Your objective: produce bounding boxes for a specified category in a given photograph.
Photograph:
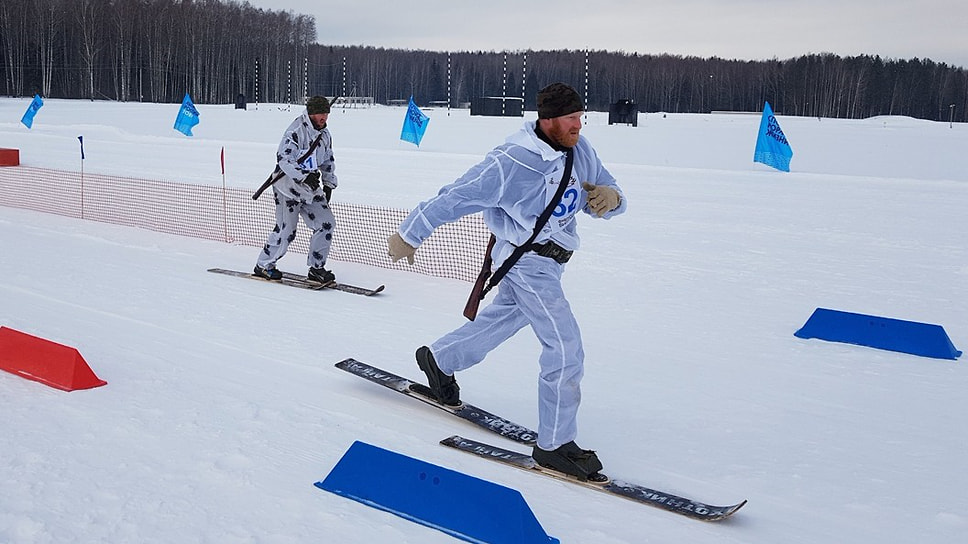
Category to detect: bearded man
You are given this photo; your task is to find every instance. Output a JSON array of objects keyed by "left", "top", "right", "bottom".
[{"left": 388, "top": 82, "right": 627, "bottom": 481}]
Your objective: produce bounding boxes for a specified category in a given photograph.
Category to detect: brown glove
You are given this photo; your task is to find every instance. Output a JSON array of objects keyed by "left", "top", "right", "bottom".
[
  {"left": 387, "top": 232, "right": 417, "bottom": 265},
  {"left": 582, "top": 182, "right": 620, "bottom": 217}
]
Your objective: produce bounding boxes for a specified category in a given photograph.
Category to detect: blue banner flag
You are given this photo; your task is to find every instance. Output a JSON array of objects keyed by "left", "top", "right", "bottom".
[
  {"left": 21, "top": 94, "right": 44, "bottom": 129},
  {"left": 400, "top": 96, "right": 429, "bottom": 147},
  {"left": 173, "top": 93, "right": 200, "bottom": 136},
  {"left": 753, "top": 101, "right": 793, "bottom": 172},
  {"left": 78, "top": 136, "right": 85, "bottom": 160}
]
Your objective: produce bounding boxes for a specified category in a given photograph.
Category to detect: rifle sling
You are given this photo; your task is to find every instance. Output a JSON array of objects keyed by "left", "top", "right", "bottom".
[
  {"left": 251, "top": 131, "right": 325, "bottom": 200},
  {"left": 480, "top": 147, "right": 574, "bottom": 298}
]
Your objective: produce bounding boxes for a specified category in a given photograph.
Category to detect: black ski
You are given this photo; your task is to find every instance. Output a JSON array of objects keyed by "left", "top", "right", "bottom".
[
  {"left": 335, "top": 358, "right": 538, "bottom": 445},
  {"left": 207, "top": 268, "right": 384, "bottom": 296},
  {"left": 440, "top": 435, "right": 747, "bottom": 522}
]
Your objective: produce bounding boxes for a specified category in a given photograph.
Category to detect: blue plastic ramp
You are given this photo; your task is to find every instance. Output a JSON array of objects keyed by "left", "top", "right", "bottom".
[
  {"left": 316, "top": 440, "right": 559, "bottom": 544},
  {"left": 794, "top": 308, "right": 961, "bottom": 360}
]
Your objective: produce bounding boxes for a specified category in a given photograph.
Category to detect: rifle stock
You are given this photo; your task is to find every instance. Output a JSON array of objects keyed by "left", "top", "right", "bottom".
[{"left": 462, "top": 234, "right": 495, "bottom": 321}]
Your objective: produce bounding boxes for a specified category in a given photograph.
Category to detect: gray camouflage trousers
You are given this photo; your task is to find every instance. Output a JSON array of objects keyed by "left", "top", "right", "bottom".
[{"left": 256, "top": 186, "right": 335, "bottom": 270}]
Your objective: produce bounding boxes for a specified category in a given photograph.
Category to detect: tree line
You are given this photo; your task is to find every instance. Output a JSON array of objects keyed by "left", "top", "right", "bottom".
[{"left": 1, "top": 0, "right": 965, "bottom": 122}]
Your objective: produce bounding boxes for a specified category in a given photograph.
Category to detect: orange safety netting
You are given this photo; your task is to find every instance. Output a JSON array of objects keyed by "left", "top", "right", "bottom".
[{"left": 0, "top": 166, "right": 489, "bottom": 282}]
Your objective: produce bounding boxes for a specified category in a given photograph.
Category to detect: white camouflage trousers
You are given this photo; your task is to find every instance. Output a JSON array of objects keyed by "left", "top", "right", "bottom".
[{"left": 431, "top": 253, "right": 584, "bottom": 451}]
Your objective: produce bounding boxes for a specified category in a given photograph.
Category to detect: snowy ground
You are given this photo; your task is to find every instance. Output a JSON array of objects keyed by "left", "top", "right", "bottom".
[{"left": 1, "top": 98, "right": 966, "bottom": 543}]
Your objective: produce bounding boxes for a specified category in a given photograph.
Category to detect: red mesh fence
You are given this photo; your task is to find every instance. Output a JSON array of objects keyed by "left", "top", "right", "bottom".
[{"left": 0, "top": 165, "right": 489, "bottom": 282}]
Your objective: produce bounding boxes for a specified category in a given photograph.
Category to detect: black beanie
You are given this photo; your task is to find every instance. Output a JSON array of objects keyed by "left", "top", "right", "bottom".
[
  {"left": 537, "top": 83, "right": 583, "bottom": 119},
  {"left": 306, "top": 96, "right": 331, "bottom": 114}
]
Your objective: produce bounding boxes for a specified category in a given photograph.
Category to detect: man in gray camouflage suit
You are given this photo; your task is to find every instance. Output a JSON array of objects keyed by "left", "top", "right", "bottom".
[{"left": 254, "top": 96, "right": 338, "bottom": 284}]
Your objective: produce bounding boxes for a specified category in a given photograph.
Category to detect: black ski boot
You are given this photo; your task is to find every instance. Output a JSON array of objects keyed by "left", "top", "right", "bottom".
[
  {"left": 253, "top": 265, "right": 282, "bottom": 280},
  {"left": 307, "top": 266, "right": 335, "bottom": 284},
  {"left": 532, "top": 441, "right": 605, "bottom": 482},
  {"left": 415, "top": 346, "right": 460, "bottom": 406}
]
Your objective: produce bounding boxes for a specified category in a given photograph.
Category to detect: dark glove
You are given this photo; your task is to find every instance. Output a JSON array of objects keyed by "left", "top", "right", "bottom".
[
  {"left": 302, "top": 171, "right": 321, "bottom": 191},
  {"left": 323, "top": 185, "right": 332, "bottom": 202}
]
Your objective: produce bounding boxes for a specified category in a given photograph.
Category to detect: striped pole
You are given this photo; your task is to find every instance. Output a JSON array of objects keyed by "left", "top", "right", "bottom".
[
  {"left": 522, "top": 52, "right": 527, "bottom": 113},
  {"left": 584, "top": 49, "right": 589, "bottom": 120},
  {"left": 502, "top": 52, "right": 507, "bottom": 116}
]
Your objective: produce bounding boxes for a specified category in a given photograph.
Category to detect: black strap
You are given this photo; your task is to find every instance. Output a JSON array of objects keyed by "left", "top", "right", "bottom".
[
  {"left": 480, "top": 147, "right": 574, "bottom": 298},
  {"left": 251, "top": 131, "right": 325, "bottom": 200}
]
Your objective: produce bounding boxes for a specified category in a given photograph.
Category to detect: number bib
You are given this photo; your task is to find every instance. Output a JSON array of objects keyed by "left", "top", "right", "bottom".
[
  {"left": 298, "top": 154, "right": 317, "bottom": 171},
  {"left": 542, "top": 167, "right": 580, "bottom": 237}
]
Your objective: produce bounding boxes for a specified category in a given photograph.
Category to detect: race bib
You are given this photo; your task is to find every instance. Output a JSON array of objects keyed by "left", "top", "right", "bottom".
[
  {"left": 542, "top": 166, "right": 580, "bottom": 236},
  {"left": 298, "top": 154, "right": 317, "bottom": 171}
]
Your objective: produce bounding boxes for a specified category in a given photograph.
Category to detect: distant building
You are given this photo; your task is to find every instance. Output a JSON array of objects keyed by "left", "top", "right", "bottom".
[
  {"left": 608, "top": 99, "right": 637, "bottom": 126},
  {"left": 470, "top": 96, "right": 523, "bottom": 117}
]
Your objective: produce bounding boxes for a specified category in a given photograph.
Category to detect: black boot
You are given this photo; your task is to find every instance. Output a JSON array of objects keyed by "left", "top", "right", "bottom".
[
  {"left": 415, "top": 346, "right": 460, "bottom": 406},
  {"left": 307, "top": 266, "right": 335, "bottom": 284},
  {"left": 532, "top": 441, "right": 604, "bottom": 481},
  {"left": 253, "top": 265, "right": 282, "bottom": 280}
]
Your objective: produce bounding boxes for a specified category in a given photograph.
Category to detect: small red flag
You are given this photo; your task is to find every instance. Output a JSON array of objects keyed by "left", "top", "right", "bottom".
[{"left": 220, "top": 147, "right": 225, "bottom": 175}]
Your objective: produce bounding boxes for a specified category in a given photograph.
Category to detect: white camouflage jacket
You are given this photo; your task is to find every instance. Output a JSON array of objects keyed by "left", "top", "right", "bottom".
[{"left": 399, "top": 121, "right": 626, "bottom": 268}]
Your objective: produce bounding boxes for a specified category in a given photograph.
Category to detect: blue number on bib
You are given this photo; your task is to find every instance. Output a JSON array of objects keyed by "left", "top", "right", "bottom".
[
  {"left": 554, "top": 187, "right": 579, "bottom": 217},
  {"left": 299, "top": 156, "right": 317, "bottom": 170}
]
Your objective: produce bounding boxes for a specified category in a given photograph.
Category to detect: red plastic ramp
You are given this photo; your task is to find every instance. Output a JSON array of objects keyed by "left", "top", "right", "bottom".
[
  {"left": 0, "top": 148, "right": 19, "bottom": 166},
  {"left": 0, "top": 327, "right": 107, "bottom": 391}
]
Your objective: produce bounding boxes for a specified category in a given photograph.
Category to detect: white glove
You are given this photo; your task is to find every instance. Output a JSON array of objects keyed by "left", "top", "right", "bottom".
[
  {"left": 387, "top": 233, "right": 417, "bottom": 265},
  {"left": 582, "top": 182, "right": 621, "bottom": 217}
]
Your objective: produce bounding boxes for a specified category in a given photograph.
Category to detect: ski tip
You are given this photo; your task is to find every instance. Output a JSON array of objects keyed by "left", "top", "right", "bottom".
[
  {"left": 334, "top": 358, "right": 362, "bottom": 370},
  {"left": 730, "top": 499, "right": 748, "bottom": 515},
  {"left": 439, "top": 434, "right": 462, "bottom": 446},
  {"left": 702, "top": 499, "right": 747, "bottom": 521}
]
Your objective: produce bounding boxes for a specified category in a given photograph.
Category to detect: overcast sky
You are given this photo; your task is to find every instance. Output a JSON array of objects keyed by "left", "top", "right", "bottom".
[{"left": 243, "top": 0, "right": 968, "bottom": 68}]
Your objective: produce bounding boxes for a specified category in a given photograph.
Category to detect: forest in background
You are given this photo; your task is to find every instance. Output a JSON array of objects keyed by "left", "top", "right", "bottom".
[{"left": 1, "top": 0, "right": 965, "bottom": 122}]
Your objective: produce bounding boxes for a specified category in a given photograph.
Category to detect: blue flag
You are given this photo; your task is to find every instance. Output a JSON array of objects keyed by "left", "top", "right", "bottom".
[
  {"left": 173, "top": 93, "right": 200, "bottom": 136},
  {"left": 21, "top": 94, "right": 44, "bottom": 129},
  {"left": 78, "top": 136, "right": 85, "bottom": 160},
  {"left": 753, "top": 101, "right": 793, "bottom": 172},
  {"left": 400, "top": 96, "right": 429, "bottom": 147}
]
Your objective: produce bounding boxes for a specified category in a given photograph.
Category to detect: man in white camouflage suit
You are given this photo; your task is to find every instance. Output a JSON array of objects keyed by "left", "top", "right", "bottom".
[{"left": 388, "top": 83, "right": 627, "bottom": 481}]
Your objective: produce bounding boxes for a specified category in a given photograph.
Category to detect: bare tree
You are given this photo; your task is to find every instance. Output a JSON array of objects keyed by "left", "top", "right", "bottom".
[
  {"left": 0, "top": 0, "right": 29, "bottom": 95},
  {"left": 72, "top": 0, "right": 104, "bottom": 99},
  {"left": 31, "top": 0, "right": 63, "bottom": 97}
]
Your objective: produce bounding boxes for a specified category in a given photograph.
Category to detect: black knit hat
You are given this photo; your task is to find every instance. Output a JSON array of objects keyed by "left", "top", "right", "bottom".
[
  {"left": 537, "top": 83, "right": 583, "bottom": 119},
  {"left": 306, "top": 96, "right": 331, "bottom": 115}
]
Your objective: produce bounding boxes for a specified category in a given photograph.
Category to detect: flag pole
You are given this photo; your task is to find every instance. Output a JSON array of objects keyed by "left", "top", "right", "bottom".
[
  {"left": 78, "top": 136, "right": 85, "bottom": 220},
  {"left": 221, "top": 146, "right": 229, "bottom": 243}
]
